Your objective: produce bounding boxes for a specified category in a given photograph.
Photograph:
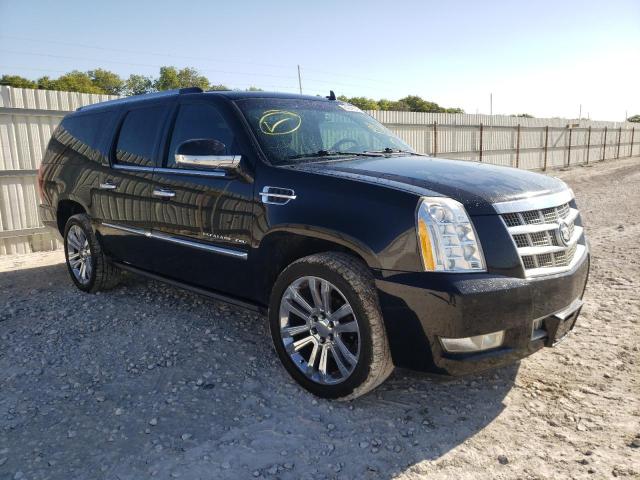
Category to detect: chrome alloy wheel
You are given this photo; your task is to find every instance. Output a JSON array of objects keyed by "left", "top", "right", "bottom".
[
  {"left": 66, "top": 224, "right": 92, "bottom": 285},
  {"left": 279, "top": 276, "right": 360, "bottom": 385}
]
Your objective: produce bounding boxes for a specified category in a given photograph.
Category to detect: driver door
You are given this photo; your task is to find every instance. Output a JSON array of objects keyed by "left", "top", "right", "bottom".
[{"left": 150, "top": 98, "right": 256, "bottom": 296}]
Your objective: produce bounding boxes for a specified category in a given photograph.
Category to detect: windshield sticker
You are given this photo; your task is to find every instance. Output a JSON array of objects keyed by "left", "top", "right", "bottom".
[
  {"left": 337, "top": 102, "right": 362, "bottom": 113},
  {"left": 259, "top": 110, "right": 302, "bottom": 135}
]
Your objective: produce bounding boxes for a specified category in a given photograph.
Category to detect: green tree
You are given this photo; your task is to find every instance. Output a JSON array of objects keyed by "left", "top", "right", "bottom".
[
  {"left": 399, "top": 95, "right": 443, "bottom": 113},
  {"left": 155, "top": 66, "right": 210, "bottom": 91},
  {"left": 124, "top": 74, "right": 154, "bottom": 96},
  {"left": 176, "top": 67, "right": 209, "bottom": 90},
  {"left": 53, "top": 71, "right": 105, "bottom": 94},
  {"left": 511, "top": 113, "right": 534, "bottom": 118},
  {"left": 36, "top": 76, "right": 57, "bottom": 90},
  {"left": 154, "top": 66, "right": 180, "bottom": 91},
  {"left": 627, "top": 114, "right": 640, "bottom": 123},
  {"left": 246, "top": 86, "right": 263, "bottom": 91},
  {"left": 88, "top": 69, "right": 124, "bottom": 95},
  {"left": 445, "top": 107, "right": 465, "bottom": 114},
  {"left": 0, "top": 74, "right": 37, "bottom": 89},
  {"left": 378, "top": 99, "right": 410, "bottom": 111},
  {"left": 344, "top": 96, "right": 379, "bottom": 110}
]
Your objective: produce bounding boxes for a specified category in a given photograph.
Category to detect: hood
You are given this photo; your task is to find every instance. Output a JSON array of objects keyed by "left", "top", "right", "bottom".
[{"left": 290, "top": 155, "right": 568, "bottom": 215}]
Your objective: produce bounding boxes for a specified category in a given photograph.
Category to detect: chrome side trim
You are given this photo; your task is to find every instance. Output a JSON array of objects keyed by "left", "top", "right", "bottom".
[
  {"left": 112, "top": 164, "right": 154, "bottom": 173},
  {"left": 154, "top": 167, "right": 227, "bottom": 178},
  {"left": 111, "top": 164, "right": 228, "bottom": 178},
  {"left": 493, "top": 189, "right": 574, "bottom": 214},
  {"left": 151, "top": 231, "right": 247, "bottom": 259},
  {"left": 100, "top": 222, "right": 247, "bottom": 260},
  {"left": 102, "top": 222, "right": 149, "bottom": 236}
]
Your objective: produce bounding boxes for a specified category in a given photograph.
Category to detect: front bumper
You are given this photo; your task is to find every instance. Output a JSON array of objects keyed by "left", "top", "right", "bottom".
[{"left": 374, "top": 249, "right": 590, "bottom": 375}]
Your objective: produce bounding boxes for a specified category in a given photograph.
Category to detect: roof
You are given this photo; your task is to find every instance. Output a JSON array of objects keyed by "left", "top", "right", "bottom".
[
  {"left": 76, "top": 88, "right": 332, "bottom": 113},
  {"left": 208, "top": 91, "right": 331, "bottom": 102}
]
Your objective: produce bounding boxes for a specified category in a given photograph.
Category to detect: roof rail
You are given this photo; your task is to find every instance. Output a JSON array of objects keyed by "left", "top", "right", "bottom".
[{"left": 76, "top": 87, "right": 204, "bottom": 111}]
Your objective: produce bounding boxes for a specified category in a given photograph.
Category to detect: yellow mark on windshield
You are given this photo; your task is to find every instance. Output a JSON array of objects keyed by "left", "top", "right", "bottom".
[{"left": 259, "top": 110, "right": 302, "bottom": 135}]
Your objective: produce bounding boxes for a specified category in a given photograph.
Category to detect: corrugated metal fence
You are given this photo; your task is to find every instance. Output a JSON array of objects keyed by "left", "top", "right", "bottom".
[
  {"left": 0, "top": 86, "right": 117, "bottom": 255},
  {"left": 0, "top": 86, "right": 637, "bottom": 255},
  {"left": 367, "top": 110, "right": 638, "bottom": 170}
]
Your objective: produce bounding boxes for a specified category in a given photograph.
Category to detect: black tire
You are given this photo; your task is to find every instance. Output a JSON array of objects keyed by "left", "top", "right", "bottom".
[
  {"left": 269, "top": 252, "right": 393, "bottom": 400},
  {"left": 63, "top": 213, "right": 122, "bottom": 293}
]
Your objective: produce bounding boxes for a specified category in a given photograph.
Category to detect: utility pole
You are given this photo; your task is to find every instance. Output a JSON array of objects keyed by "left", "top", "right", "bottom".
[
  {"left": 490, "top": 93, "right": 493, "bottom": 116},
  {"left": 297, "top": 65, "right": 303, "bottom": 95},
  {"left": 579, "top": 104, "right": 582, "bottom": 120}
]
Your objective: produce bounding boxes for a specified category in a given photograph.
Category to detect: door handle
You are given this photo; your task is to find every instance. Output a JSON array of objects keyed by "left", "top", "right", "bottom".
[
  {"left": 99, "top": 181, "right": 118, "bottom": 190},
  {"left": 153, "top": 188, "right": 176, "bottom": 198}
]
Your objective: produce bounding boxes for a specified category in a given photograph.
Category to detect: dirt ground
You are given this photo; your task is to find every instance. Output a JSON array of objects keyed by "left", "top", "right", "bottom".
[{"left": 0, "top": 157, "right": 638, "bottom": 480}]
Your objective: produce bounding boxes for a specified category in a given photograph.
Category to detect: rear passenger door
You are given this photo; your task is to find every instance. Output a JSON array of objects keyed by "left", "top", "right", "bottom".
[
  {"left": 96, "top": 103, "right": 171, "bottom": 270},
  {"left": 150, "top": 98, "right": 256, "bottom": 296}
]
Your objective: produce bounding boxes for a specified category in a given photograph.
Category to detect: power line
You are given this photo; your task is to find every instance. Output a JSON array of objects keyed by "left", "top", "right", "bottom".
[
  {"left": 0, "top": 49, "right": 380, "bottom": 91},
  {"left": 0, "top": 34, "right": 293, "bottom": 70},
  {"left": 0, "top": 65, "right": 300, "bottom": 92},
  {"left": 0, "top": 34, "right": 393, "bottom": 87}
]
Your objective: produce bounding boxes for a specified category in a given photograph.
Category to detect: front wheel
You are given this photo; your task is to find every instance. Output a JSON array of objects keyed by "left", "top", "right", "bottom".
[{"left": 269, "top": 252, "right": 393, "bottom": 400}]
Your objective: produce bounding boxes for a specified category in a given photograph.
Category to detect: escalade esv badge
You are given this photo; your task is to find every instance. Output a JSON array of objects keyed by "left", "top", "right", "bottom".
[{"left": 37, "top": 88, "right": 589, "bottom": 400}]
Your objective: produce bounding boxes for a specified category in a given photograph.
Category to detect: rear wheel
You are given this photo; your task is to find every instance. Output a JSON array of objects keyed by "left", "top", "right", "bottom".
[
  {"left": 269, "top": 252, "right": 393, "bottom": 400},
  {"left": 63, "top": 214, "right": 121, "bottom": 292}
]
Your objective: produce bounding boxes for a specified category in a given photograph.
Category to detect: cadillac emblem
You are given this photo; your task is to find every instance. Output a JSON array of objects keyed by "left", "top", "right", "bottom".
[{"left": 557, "top": 220, "right": 572, "bottom": 246}]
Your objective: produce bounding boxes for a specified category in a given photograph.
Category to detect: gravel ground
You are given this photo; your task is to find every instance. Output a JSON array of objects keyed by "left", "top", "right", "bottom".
[{"left": 1, "top": 157, "right": 639, "bottom": 480}]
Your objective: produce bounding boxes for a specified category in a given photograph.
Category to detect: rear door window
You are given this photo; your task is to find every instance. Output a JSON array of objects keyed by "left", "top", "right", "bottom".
[
  {"left": 114, "top": 105, "right": 169, "bottom": 167},
  {"left": 166, "top": 103, "right": 238, "bottom": 168}
]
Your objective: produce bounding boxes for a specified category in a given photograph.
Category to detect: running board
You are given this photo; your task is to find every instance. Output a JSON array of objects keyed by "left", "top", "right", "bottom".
[{"left": 112, "top": 261, "right": 266, "bottom": 315}]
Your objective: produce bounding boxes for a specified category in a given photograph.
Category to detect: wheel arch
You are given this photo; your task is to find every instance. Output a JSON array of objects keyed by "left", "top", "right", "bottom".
[
  {"left": 256, "top": 227, "right": 378, "bottom": 305},
  {"left": 56, "top": 197, "right": 88, "bottom": 235}
]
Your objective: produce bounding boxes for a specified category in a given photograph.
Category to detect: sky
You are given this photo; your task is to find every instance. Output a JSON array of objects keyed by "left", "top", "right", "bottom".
[{"left": 0, "top": 0, "right": 638, "bottom": 121}]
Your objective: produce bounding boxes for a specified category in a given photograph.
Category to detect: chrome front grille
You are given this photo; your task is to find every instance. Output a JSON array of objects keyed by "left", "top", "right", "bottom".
[{"left": 499, "top": 197, "right": 586, "bottom": 277}]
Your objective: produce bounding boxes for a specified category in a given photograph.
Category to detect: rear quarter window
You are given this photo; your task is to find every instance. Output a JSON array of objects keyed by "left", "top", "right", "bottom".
[{"left": 53, "top": 112, "right": 111, "bottom": 163}]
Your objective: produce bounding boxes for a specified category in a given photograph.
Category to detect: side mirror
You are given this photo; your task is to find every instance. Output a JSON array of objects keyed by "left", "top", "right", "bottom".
[{"left": 174, "top": 139, "right": 241, "bottom": 170}]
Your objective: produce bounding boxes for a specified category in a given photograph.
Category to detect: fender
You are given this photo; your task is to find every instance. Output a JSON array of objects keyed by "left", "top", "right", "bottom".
[{"left": 259, "top": 224, "right": 380, "bottom": 269}]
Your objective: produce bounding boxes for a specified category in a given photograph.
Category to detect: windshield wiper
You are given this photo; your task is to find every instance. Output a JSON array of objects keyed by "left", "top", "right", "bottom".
[
  {"left": 364, "top": 148, "right": 429, "bottom": 156},
  {"left": 286, "top": 150, "right": 384, "bottom": 160}
]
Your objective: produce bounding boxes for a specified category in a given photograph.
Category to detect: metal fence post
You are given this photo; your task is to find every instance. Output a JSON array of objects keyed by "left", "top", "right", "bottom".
[
  {"left": 616, "top": 126, "right": 622, "bottom": 159},
  {"left": 602, "top": 126, "right": 607, "bottom": 161},
  {"left": 586, "top": 126, "right": 591, "bottom": 165},
  {"left": 567, "top": 126, "right": 573, "bottom": 167},
  {"left": 543, "top": 125, "right": 549, "bottom": 171},
  {"left": 631, "top": 127, "right": 635, "bottom": 157},
  {"left": 433, "top": 121, "right": 437, "bottom": 157},
  {"left": 479, "top": 123, "right": 483, "bottom": 162},
  {"left": 515, "top": 124, "right": 521, "bottom": 168}
]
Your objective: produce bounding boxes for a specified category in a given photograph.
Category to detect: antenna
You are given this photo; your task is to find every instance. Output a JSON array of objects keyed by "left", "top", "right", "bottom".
[{"left": 326, "top": 90, "right": 336, "bottom": 101}]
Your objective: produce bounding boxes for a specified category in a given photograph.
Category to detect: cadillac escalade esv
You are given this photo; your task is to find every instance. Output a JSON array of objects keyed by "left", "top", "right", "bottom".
[{"left": 38, "top": 88, "right": 589, "bottom": 399}]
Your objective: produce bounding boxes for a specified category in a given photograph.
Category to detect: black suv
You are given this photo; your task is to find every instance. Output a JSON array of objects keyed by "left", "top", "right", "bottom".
[{"left": 38, "top": 88, "right": 589, "bottom": 399}]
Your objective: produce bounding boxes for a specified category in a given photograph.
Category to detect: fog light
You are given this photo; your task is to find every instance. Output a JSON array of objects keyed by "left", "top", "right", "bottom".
[{"left": 440, "top": 330, "right": 505, "bottom": 353}]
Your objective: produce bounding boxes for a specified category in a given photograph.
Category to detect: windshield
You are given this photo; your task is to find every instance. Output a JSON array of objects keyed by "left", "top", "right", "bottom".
[{"left": 235, "top": 98, "right": 413, "bottom": 165}]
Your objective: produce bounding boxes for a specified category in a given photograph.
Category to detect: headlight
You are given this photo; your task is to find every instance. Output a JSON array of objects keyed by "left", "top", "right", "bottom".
[{"left": 416, "top": 197, "right": 486, "bottom": 272}]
